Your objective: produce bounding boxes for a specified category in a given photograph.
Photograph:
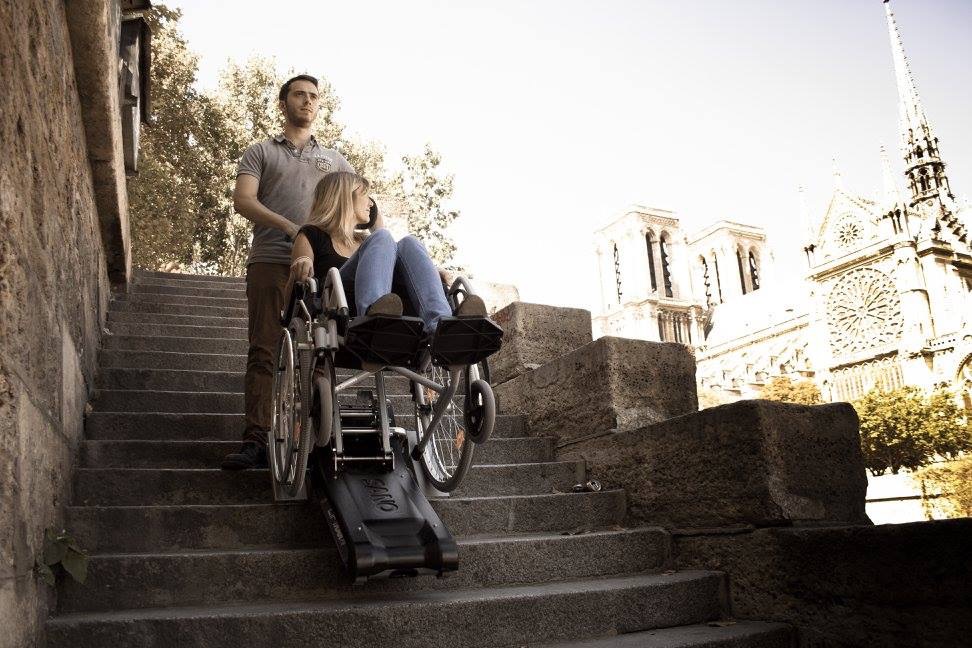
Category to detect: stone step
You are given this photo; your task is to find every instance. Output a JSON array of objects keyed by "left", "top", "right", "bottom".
[
  {"left": 85, "top": 412, "right": 528, "bottom": 441},
  {"left": 115, "top": 290, "right": 247, "bottom": 309},
  {"left": 95, "top": 367, "right": 419, "bottom": 394},
  {"left": 530, "top": 622, "right": 793, "bottom": 647},
  {"left": 99, "top": 350, "right": 246, "bottom": 372},
  {"left": 72, "top": 461, "right": 582, "bottom": 505},
  {"left": 57, "top": 528, "right": 671, "bottom": 614},
  {"left": 105, "top": 321, "right": 247, "bottom": 340},
  {"left": 46, "top": 572, "right": 726, "bottom": 648},
  {"left": 134, "top": 270, "right": 245, "bottom": 285},
  {"left": 105, "top": 334, "right": 249, "bottom": 354},
  {"left": 79, "top": 437, "right": 556, "bottom": 469},
  {"left": 65, "top": 490, "right": 626, "bottom": 553},
  {"left": 131, "top": 282, "right": 245, "bottom": 299},
  {"left": 89, "top": 388, "right": 484, "bottom": 414},
  {"left": 107, "top": 309, "right": 248, "bottom": 328},
  {"left": 109, "top": 298, "right": 248, "bottom": 318}
]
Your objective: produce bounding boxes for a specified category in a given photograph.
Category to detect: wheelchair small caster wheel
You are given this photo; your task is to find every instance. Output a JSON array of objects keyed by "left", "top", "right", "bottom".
[
  {"left": 572, "top": 480, "right": 601, "bottom": 493},
  {"left": 464, "top": 379, "right": 495, "bottom": 445}
]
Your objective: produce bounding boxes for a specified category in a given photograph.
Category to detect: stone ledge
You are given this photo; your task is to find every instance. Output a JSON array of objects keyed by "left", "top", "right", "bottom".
[
  {"left": 674, "top": 519, "right": 972, "bottom": 647},
  {"left": 490, "top": 302, "right": 592, "bottom": 386},
  {"left": 559, "top": 399, "right": 869, "bottom": 528},
  {"left": 495, "top": 336, "right": 697, "bottom": 444}
]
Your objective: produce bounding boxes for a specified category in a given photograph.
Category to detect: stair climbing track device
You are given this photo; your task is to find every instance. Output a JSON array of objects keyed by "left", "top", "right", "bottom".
[{"left": 269, "top": 268, "right": 502, "bottom": 581}]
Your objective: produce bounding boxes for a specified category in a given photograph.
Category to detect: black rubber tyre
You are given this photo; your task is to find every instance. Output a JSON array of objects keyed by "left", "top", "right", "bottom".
[
  {"left": 313, "top": 353, "right": 336, "bottom": 448},
  {"left": 465, "top": 378, "right": 495, "bottom": 445},
  {"left": 288, "top": 317, "right": 314, "bottom": 496}
]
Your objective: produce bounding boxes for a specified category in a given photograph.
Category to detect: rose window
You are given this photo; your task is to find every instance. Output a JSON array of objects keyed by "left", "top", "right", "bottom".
[
  {"left": 826, "top": 268, "right": 902, "bottom": 356},
  {"left": 836, "top": 219, "right": 863, "bottom": 249}
]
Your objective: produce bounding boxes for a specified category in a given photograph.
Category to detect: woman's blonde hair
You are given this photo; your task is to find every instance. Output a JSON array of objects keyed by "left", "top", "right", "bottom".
[{"left": 305, "top": 171, "right": 370, "bottom": 250}]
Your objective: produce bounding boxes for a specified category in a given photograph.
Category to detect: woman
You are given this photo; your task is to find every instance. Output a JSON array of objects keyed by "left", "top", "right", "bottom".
[{"left": 289, "top": 171, "right": 486, "bottom": 336}]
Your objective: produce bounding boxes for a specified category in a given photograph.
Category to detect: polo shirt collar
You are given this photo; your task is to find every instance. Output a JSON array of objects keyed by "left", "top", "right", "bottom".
[{"left": 273, "top": 132, "right": 318, "bottom": 148}]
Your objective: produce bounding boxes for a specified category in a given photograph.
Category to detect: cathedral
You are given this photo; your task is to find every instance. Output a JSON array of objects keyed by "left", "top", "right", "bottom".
[{"left": 593, "top": 2, "right": 972, "bottom": 410}]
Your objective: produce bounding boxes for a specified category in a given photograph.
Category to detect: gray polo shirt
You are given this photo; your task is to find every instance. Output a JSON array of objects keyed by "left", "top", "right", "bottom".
[{"left": 237, "top": 134, "right": 354, "bottom": 266}]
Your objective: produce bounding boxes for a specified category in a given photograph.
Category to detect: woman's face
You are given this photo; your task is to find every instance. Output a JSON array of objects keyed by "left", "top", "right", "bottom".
[{"left": 352, "top": 186, "right": 371, "bottom": 224}]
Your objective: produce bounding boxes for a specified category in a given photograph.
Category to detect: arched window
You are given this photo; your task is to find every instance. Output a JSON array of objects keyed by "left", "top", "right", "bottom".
[
  {"left": 645, "top": 232, "right": 658, "bottom": 292},
  {"left": 736, "top": 249, "right": 748, "bottom": 295},
  {"left": 712, "top": 253, "right": 723, "bottom": 303},
  {"left": 659, "top": 233, "right": 674, "bottom": 298},
  {"left": 749, "top": 251, "right": 760, "bottom": 291},
  {"left": 700, "top": 257, "right": 713, "bottom": 307},
  {"left": 613, "top": 243, "right": 622, "bottom": 304}
]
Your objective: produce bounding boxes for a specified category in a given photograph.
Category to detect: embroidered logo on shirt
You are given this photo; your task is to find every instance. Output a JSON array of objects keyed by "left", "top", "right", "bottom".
[{"left": 315, "top": 157, "right": 332, "bottom": 172}]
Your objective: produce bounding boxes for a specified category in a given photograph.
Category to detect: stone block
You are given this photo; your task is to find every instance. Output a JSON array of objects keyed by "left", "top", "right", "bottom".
[
  {"left": 674, "top": 519, "right": 972, "bottom": 647},
  {"left": 560, "top": 400, "right": 869, "bottom": 528},
  {"left": 490, "top": 302, "right": 592, "bottom": 386},
  {"left": 494, "top": 336, "right": 697, "bottom": 443}
]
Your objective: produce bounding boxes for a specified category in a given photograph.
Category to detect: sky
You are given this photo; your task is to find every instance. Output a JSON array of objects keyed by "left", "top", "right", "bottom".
[{"left": 163, "top": 0, "right": 972, "bottom": 311}]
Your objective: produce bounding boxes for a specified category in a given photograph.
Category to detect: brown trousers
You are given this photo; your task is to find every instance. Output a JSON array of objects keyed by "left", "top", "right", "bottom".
[{"left": 243, "top": 262, "right": 290, "bottom": 445}]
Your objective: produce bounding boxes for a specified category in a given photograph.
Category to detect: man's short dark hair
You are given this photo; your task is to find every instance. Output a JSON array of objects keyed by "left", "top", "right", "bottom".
[{"left": 279, "top": 74, "right": 319, "bottom": 102}]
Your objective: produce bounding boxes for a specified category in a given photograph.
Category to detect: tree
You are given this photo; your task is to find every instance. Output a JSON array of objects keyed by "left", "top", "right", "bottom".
[
  {"left": 760, "top": 376, "right": 822, "bottom": 405},
  {"left": 129, "top": 4, "right": 463, "bottom": 275},
  {"left": 917, "top": 457, "right": 972, "bottom": 518},
  {"left": 854, "top": 386, "right": 972, "bottom": 476},
  {"left": 393, "top": 144, "right": 462, "bottom": 269}
]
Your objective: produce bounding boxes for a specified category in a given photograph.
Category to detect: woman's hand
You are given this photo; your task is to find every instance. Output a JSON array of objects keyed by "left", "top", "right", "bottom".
[
  {"left": 291, "top": 255, "right": 313, "bottom": 281},
  {"left": 438, "top": 267, "right": 455, "bottom": 287}
]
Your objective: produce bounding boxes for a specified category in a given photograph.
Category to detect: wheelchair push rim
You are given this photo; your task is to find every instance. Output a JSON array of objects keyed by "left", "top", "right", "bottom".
[{"left": 269, "top": 319, "right": 314, "bottom": 495}]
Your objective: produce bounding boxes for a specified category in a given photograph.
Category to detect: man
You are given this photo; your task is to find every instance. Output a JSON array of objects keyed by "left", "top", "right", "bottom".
[{"left": 221, "top": 74, "right": 354, "bottom": 470}]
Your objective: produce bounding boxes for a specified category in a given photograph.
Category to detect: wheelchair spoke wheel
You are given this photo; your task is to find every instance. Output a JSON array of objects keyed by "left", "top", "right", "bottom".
[
  {"left": 269, "top": 318, "right": 314, "bottom": 497},
  {"left": 414, "top": 365, "right": 475, "bottom": 493},
  {"left": 269, "top": 328, "right": 296, "bottom": 485}
]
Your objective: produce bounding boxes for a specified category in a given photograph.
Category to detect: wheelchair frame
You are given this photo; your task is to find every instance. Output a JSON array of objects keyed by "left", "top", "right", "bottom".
[{"left": 267, "top": 267, "right": 499, "bottom": 579}]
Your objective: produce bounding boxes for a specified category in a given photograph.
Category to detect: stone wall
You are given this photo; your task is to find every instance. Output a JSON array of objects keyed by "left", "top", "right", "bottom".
[
  {"left": 675, "top": 519, "right": 972, "bottom": 647},
  {"left": 0, "top": 1, "right": 121, "bottom": 646}
]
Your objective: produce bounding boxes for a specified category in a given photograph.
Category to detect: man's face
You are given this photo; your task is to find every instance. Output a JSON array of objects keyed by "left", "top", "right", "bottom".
[{"left": 280, "top": 80, "right": 320, "bottom": 128}]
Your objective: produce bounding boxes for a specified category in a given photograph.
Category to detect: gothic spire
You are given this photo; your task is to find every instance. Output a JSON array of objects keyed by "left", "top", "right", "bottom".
[{"left": 883, "top": 0, "right": 952, "bottom": 205}]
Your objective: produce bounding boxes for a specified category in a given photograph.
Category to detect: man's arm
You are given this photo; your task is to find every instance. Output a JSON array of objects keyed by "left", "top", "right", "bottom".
[{"left": 233, "top": 174, "right": 300, "bottom": 240}]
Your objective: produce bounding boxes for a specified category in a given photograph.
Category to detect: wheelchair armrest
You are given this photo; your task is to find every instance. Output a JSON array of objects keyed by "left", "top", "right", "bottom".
[{"left": 323, "top": 267, "right": 350, "bottom": 318}]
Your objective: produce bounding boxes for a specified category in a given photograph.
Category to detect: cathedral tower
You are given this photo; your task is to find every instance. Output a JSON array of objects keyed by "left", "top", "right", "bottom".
[{"left": 884, "top": 0, "right": 968, "bottom": 245}]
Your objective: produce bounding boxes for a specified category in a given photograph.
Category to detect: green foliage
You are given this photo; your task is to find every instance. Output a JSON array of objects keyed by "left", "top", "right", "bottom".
[
  {"left": 760, "top": 376, "right": 822, "bottom": 405},
  {"left": 36, "top": 528, "right": 88, "bottom": 586},
  {"left": 393, "top": 144, "right": 462, "bottom": 269},
  {"left": 129, "top": 4, "right": 462, "bottom": 275},
  {"left": 854, "top": 386, "right": 972, "bottom": 476}
]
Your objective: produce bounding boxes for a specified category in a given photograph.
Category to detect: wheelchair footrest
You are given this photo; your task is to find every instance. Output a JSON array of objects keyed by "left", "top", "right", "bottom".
[
  {"left": 343, "top": 315, "right": 425, "bottom": 368},
  {"left": 430, "top": 316, "right": 503, "bottom": 366}
]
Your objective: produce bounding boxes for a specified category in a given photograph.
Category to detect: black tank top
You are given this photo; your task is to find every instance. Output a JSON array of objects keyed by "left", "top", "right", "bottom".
[{"left": 298, "top": 225, "right": 349, "bottom": 281}]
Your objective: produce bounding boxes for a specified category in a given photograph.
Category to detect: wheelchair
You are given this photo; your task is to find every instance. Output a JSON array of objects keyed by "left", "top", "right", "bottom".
[{"left": 268, "top": 266, "right": 503, "bottom": 581}]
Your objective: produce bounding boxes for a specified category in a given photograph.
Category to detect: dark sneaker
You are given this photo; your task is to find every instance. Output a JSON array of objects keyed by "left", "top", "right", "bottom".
[
  {"left": 365, "top": 293, "right": 404, "bottom": 317},
  {"left": 220, "top": 442, "right": 267, "bottom": 470},
  {"left": 455, "top": 294, "right": 487, "bottom": 318}
]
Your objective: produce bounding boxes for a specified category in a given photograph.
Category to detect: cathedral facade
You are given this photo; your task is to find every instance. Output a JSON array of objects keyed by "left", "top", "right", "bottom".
[{"left": 593, "top": 2, "right": 972, "bottom": 410}]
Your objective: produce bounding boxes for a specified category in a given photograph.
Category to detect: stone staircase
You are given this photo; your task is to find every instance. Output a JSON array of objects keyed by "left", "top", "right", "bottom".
[{"left": 46, "top": 270, "right": 793, "bottom": 647}]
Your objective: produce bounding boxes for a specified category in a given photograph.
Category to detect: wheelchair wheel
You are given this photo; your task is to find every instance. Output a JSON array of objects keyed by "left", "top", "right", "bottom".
[
  {"left": 312, "top": 352, "right": 335, "bottom": 448},
  {"left": 414, "top": 365, "right": 475, "bottom": 493},
  {"left": 464, "top": 375, "right": 495, "bottom": 445},
  {"left": 269, "top": 318, "right": 314, "bottom": 496}
]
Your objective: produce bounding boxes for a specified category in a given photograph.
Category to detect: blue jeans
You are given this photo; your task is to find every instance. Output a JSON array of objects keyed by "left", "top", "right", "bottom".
[{"left": 340, "top": 229, "right": 452, "bottom": 333}]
